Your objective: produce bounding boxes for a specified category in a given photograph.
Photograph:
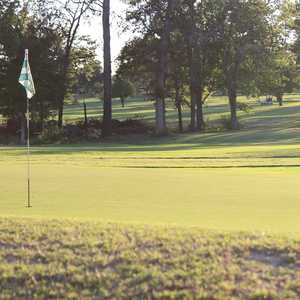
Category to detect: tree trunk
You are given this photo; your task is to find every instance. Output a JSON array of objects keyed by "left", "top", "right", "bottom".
[
  {"left": 102, "top": 0, "right": 112, "bottom": 137},
  {"left": 177, "top": 104, "right": 183, "bottom": 133},
  {"left": 196, "top": 88, "right": 205, "bottom": 131},
  {"left": 228, "top": 82, "right": 239, "bottom": 130},
  {"left": 83, "top": 100, "right": 88, "bottom": 132},
  {"left": 155, "top": 99, "right": 166, "bottom": 135},
  {"left": 57, "top": 53, "right": 70, "bottom": 129},
  {"left": 175, "top": 82, "right": 183, "bottom": 133},
  {"left": 277, "top": 94, "right": 283, "bottom": 106},
  {"left": 58, "top": 103, "right": 63, "bottom": 128},
  {"left": 155, "top": 0, "right": 174, "bottom": 135},
  {"left": 188, "top": 44, "right": 197, "bottom": 131},
  {"left": 186, "top": 1, "right": 197, "bottom": 131},
  {"left": 121, "top": 97, "right": 125, "bottom": 108}
]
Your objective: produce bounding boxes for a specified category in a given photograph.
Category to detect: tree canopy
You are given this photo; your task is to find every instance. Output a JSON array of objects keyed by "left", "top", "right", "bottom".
[{"left": 0, "top": 0, "right": 299, "bottom": 141}]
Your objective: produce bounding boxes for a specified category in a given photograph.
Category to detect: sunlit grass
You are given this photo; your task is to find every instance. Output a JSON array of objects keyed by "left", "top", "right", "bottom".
[
  {"left": 1, "top": 95, "right": 300, "bottom": 299},
  {"left": 1, "top": 218, "right": 300, "bottom": 299}
]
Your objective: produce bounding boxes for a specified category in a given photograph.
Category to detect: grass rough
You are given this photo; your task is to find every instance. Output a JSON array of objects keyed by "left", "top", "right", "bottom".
[{"left": 1, "top": 218, "right": 300, "bottom": 300}]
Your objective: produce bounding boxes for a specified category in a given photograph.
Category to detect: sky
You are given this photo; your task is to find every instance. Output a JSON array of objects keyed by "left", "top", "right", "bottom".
[{"left": 80, "top": 0, "right": 132, "bottom": 73}]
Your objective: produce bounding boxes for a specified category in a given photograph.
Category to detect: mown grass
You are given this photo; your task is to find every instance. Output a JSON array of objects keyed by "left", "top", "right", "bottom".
[
  {"left": 1, "top": 150, "right": 300, "bottom": 234},
  {"left": 1, "top": 95, "right": 300, "bottom": 298},
  {"left": 63, "top": 94, "right": 300, "bottom": 129},
  {"left": 1, "top": 96, "right": 300, "bottom": 233},
  {"left": 1, "top": 218, "right": 300, "bottom": 300}
]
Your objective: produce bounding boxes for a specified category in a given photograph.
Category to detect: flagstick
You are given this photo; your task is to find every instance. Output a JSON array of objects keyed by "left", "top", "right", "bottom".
[
  {"left": 19, "top": 48, "right": 35, "bottom": 208},
  {"left": 26, "top": 97, "right": 31, "bottom": 208}
]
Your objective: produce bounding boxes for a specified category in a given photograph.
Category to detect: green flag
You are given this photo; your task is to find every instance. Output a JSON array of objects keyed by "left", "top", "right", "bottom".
[{"left": 19, "top": 49, "right": 36, "bottom": 99}]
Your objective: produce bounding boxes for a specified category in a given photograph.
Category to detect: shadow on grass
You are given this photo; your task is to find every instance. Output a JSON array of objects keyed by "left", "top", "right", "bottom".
[{"left": 2, "top": 126, "right": 300, "bottom": 157}]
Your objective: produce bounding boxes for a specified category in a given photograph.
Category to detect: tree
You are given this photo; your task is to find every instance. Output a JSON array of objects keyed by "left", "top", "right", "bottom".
[
  {"left": 219, "top": 0, "right": 275, "bottom": 129},
  {"left": 0, "top": 0, "right": 100, "bottom": 138},
  {"left": 168, "top": 30, "right": 189, "bottom": 132},
  {"left": 155, "top": 0, "right": 175, "bottom": 135},
  {"left": 252, "top": 50, "right": 299, "bottom": 105},
  {"left": 112, "top": 76, "right": 135, "bottom": 107},
  {"left": 176, "top": 0, "right": 222, "bottom": 131},
  {"left": 0, "top": 1, "right": 64, "bottom": 139},
  {"left": 60, "top": 0, "right": 94, "bottom": 128},
  {"left": 38, "top": 0, "right": 96, "bottom": 128},
  {"left": 238, "top": 1, "right": 297, "bottom": 107},
  {"left": 125, "top": 0, "right": 176, "bottom": 135},
  {"left": 70, "top": 39, "right": 103, "bottom": 99}
]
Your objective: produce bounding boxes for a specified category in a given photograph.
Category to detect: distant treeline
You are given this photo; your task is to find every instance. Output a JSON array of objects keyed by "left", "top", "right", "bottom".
[
  {"left": 119, "top": 0, "right": 300, "bottom": 133},
  {"left": 0, "top": 0, "right": 300, "bottom": 141},
  {"left": 0, "top": 0, "right": 103, "bottom": 141}
]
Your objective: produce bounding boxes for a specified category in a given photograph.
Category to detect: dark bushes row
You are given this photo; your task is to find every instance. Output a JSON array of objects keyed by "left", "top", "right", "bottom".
[{"left": 0, "top": 118, "right": 153, "bottom": 144}]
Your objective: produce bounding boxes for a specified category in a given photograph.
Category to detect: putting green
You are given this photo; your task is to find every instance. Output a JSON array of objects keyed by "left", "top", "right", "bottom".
[
  {"left": 1, "top": 159, "right": 300, "bottom": 234},
  {"left": 2, "top": 95, "right": 300, "bottom": 234}
]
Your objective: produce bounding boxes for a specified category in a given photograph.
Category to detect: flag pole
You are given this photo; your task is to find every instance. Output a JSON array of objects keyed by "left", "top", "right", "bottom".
[
  {"left": 26, "top": 96, "right": 31, "bottom": 208},
  {"left": 19, "top": 48, "right": 35, "bottom": 208}
]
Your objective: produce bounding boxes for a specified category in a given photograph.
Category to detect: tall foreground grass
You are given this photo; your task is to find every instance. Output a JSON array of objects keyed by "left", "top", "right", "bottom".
[{"left": 1, "top": 218, "right": 300, "bottom": 300}]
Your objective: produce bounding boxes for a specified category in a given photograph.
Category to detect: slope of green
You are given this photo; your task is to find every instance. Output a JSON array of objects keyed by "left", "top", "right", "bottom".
[
  {"left": 1, "top": 95, "right": 300, "bottom": 299},
  {"left": 1, "top": 95, "right": 300, "bottom": 233},
  {"left": 1, "top": 218, "right": 300, "bottom": 300},
  {"left": 1, "top": 162, "right": 300, "bottom": 233}
]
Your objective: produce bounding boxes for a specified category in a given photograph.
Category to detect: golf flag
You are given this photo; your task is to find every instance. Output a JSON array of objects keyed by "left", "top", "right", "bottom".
[
  {"left": 19, "top": 49, "right": 35, "bottom": 208},
  {"left": 19, "top": 49, "right": 36, "bottom": 99}
]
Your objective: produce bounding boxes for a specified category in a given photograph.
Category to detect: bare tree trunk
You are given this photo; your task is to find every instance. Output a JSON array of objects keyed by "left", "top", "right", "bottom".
[
  {"left": 186, "top": 1, "right": 197, "bottom": 131},
  {"left": 58, "top": 100, "right": 64, "bottom": 128},
  {"left": 188, "top": 42, "right": 197, "bottom": 131},
  {"left": 58, "top": 102, "right": 64, "bottom": 128},
  {"left": 58, "top": 51, "right": 71, "bottom": 128},
  {"left": 277, "top": 94, "right": 283, "bottom": 106},
  {"left": 228, "top": 81, "right": 239, "bottom": 130},
  {"left": 83, "top": 100, "right": 88, "bottom": 135},
  {"left": 155, "top": 0, "right": 175, "bottom": 135},
  {"left": 155, "top": 99, "right": 166, "bottom": 135},
  {"left": 121, "top": 97, "right": 125, "bottom": 108},
  {"left": 175, "top": 79, "right": 183, "bottom": 132},
  {"left": 225, "top": 54, "right": 240, "bottom": 130},
  {"left": 196, "top": 88, "right": 205, "bottom": 131},
  {"left": 102, "top": 0, "right": 112, "bottom": 137}
]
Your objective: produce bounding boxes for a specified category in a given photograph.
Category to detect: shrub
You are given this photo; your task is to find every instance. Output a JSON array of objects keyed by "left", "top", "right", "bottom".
[
  {"left": 219, "top": 115, "right": 241, "bottom": 130},
  {"left": 63, "top": 124, "right": 85, "bottom": 142},
  {"left": 86, "top": 128, "right": 102, "bottom": 140},
  {"left": 112, "top": 118, "right": 152, "bottom": 135},
  {"left": 76, "top": 118, "right": 152, "bottom": 136},
  {"left": 6, "top": 118, "right": 19, "bottom": 135},
  {"left": 219, "top": 115, "right": 233, "bottom": 130},
  {"left": 237, "top": 102, "right": 251, "bottom": 113},
  {"left": 36, "top": 123, "right": 63, "bottom": 144}
]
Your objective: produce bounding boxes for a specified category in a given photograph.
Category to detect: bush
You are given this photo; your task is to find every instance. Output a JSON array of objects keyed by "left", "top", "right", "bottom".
[
  {"left": 219, "top": 115, "right": 241, "bottom": 130},
  {"left": 237, "top": 102, "right": 252, "bottom": 113},
  {"left": 2, "top": 116, "right": 152, "bottom": 145},
  {"left": 112, "top": 118, "right": 152, "bottom": 135},
  {"left": 219, "top": 115, "right": 233, "bottom": 130},
  {"left": 86, "top": 128, "right": 102, "bottom": 140},
  {"left": 36, "top": 122, "right": 63, "bottom": 144},
  {"left": 63, "top": 124, "right": 85, "bottom": 142},
  {"left": 76, "top": 118, "right": 152, "bottom": 136},
  {"left": 0, "top": 119, "right": 20, "bottom": 144},
  {"left": 6, "top": 118, "right": 19, "bottom": 135}
]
